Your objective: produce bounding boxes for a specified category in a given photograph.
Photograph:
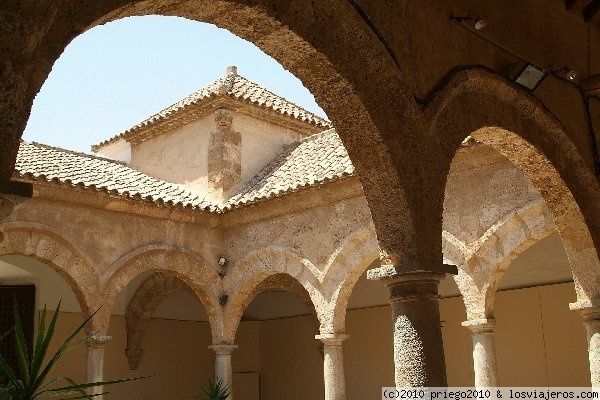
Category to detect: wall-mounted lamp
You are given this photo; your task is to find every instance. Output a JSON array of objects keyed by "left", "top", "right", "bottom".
[
  {"left": 217, "top": 256, "right": 228, "bottom": 278},
  {"left": 219, "top": 293, "right": 228, "bottom": 306},
  {"left": 451, "top": 10, "right": 487, "bottom": 30}
]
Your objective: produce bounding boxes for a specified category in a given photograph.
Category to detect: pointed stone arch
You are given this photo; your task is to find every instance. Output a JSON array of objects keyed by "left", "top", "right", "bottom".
[
  {"left": 0, "top": 221, "right": 99, "bottom": 319},
  {"left": 430, "top": 67, "right": 600, "bottom": 307},
  {"left": 222, "top": 246, "right": 321, "bottom": 343},
  {"left": 98, "top": 245, "right": 222, "bottom": 337}
]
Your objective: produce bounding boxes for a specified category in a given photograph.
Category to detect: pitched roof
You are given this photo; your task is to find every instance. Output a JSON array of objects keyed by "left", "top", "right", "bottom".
[
  {"left": 225, "top": 129, "right": 354, "bottom": 209},
  {"left": 14, "top": 142, "right": 215, "bottom": 211},
  {"left": 92, "top": 66, "right": 331, "bottom": 151},
  {"left": 15, "top": 129, "right": 355, "bottom": 212}
]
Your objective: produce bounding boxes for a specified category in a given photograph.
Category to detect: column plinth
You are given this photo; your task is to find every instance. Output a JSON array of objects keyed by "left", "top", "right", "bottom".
[
  {"left": 86, "top": 334, "right": 111, "bottom": 399},
  {"left": 209, "top": 344, "right": 237, "bottom": 399},
  {"left": 316, "top": 333, "right": 349, "bottom": 400},
  {"left": 369, "top": 265, "right": 456, "bottom": 387},
  {"left": 462, "top": 319, "right": 498, "bottom": 387},
  {"left": 570, "top": 303, "right": 600, "bottom": 386}
]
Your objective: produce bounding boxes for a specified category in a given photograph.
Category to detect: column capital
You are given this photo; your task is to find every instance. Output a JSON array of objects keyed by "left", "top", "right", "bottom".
[
  {"left": 316, "top": 333, "right": 349, "bottom": 346},
  {"left": 209, "top": 344, "right": 238, "bottom": 355},
  {"left": 462, "top": 319, "right": 496, "bottom": 334},
  {"left": 367, "top": 263, "right": 457, "bottom": 281},
  {"left": 86, "top": 333, "right": 112, "bottom": 348},
  {"left": 570, "top": 303, "right": 600, "bottom": 325},
  {"left": 368, "top": 264, "right": 456, "bottom": 303}
]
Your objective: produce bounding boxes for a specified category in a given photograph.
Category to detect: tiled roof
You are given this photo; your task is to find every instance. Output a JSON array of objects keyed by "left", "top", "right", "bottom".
[
  {"left": 15, "top": 129, "right": 355, "bottom": 212},
  {"left": 92, "top": 67, "right": 331, "bottom": 151},
  {"left": 14, "top": 142, "right": 215, "bottom": 211},
  {"left": 225, "top": 129, "right": 354, "bottom": 209}
]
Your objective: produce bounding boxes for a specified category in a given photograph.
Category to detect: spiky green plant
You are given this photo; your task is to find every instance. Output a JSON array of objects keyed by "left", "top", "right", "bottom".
[
  {"left": 0, "top": 300, "right": 147, "bottom": 400},
  {"left": 194, "top": 378, "right": 230, "bottom": 400}
]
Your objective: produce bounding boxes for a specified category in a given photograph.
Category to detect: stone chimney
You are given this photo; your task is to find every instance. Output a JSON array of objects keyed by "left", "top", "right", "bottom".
[{"left": 225, "top": 65, "right": 238, "bottom": 76}]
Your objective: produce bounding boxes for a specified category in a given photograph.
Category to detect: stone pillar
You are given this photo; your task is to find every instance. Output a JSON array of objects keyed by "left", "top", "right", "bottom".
[
  {"left": 570, "top": 304, "right": 600, "bottom": 386},
  {"left": 368, "top": 265, "right": 456, "bottom": 387},
  {"left": 316, "top": 333, "right": 349, "bottom": 400},
  {"left": 86, "top": 334, "right": 111, "bottom": 399},
  {"left": 462, "top": 319, "right": 498, "bottom": 387},
  {"left": 209, "top": 344, "right": 237, "bottom": 399}
]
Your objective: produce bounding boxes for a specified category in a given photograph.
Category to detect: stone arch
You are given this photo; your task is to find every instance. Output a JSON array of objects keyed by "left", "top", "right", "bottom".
[
  {"left": 98, "top": 245, "right": 222, "bottom": 338},
  {"left": 323, "top": 224, "right": 379, "bottom": 334},
  {"left": 222, "top": 246, "right": 321, "bottom": 343},
  {"left": 124, "top": 272, "right": 194, "bottom": 370},
  {"left": 448, "top": 201, "right": 558, "bottom": 320},
  {"left": 0, "top": 221, "right": 99, "bottom": 319},
  {"left": 430, "top": 67, "right": 600, "bottom": 307},
  {"left": 5, "top": 0, "right": 420, "bottom": 271}
]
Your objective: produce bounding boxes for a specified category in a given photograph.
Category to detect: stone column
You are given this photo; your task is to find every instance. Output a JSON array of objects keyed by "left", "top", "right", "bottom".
[
  {"left": 570, "top": 304, "right": 600, "bottom": 386},
  {"left": 368, "top": 265, "right": 456, "bottom": 387},
  {"left": 316, "top": 333, "right": 349, "bottom": 400},
  {"left": 462, "top": 319, "right": 498, "bottom": 387},
  {"left": 209, "top": 344, "right": 237, "bottom": 399},
  {"left": 86, "top": 334, "right": 111, "bottom": 399}
]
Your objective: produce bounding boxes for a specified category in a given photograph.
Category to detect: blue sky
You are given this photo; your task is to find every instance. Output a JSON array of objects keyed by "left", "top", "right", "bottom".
[{"left": 23, "top": 16, "right": 327, "bottom": 153}]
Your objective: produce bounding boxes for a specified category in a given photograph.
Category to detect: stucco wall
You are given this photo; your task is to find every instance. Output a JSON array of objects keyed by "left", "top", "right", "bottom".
[
  {"left": 130, "top": 115, "right": 214, "bottom": 193},
  {"left": 128, "top": 110, "right": 305, "bottom": 197},
  {"left": 236, "top": 113, "right": 304, "bottom": 184}
]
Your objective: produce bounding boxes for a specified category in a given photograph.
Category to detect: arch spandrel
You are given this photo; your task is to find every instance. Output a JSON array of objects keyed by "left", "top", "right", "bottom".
[
  {"left": 0, "top": 221, "right": 99, "bottom": 320},
  {"left": 429, "top": 68, "right": 600, "bottom": 306},
  {"left": 98, "top": 245, "right": 222, "bottom": 337}
]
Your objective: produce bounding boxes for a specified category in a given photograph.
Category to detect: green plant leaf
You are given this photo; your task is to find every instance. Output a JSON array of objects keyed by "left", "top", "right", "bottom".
[
  {"left": 28, "top": 306, "right": 48, "bottom": 382},
  {"left": 11, "top": 300, "right": 30, "bottom": 387}
]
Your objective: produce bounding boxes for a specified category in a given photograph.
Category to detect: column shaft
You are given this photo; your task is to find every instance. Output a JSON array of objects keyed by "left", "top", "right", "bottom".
[
  {"left": 209, "top": 344, "right": 237, "bottom": 399},
  {"left": 462, "top": 319, "right": 498, "bottom": 387},
  {"left": 316, "top": 333, "right": 349, "bottom": 400},
  {"left": 86, "top": 334, "right": 111, "bottom": 399},
  {"left": 571, "top": 305, "right": 600, "bottom": 387},
  {"left": 369, "top": 266, "right": 456, "bottom": 387}
]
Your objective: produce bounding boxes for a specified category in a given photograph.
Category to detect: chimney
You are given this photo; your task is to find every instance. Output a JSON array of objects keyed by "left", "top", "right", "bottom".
[{"left": 226, "top": 65, "right": 238, "bottom": 76}]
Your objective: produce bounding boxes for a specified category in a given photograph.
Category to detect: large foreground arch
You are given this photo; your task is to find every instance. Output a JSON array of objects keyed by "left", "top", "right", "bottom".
[
  {"left": 430, "top": 68, "right": 600, "bottom": 306},
  {"left": 2, "top": 0, "right": 421, "bottom": 271}
]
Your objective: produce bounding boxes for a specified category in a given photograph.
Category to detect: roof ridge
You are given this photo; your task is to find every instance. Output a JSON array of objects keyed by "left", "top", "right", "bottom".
[
  {"left": 92, "top": 68, "right": 331, "bottom": 151},
  {"left": 230, "top": 74, "right": 330, "bottom": 124},
  {"left": 26, "top": 141, "right": 129, "bottom": 166}
]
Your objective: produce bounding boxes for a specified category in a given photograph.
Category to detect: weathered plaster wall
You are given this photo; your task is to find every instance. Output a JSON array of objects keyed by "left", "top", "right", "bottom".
[
  {"left": 222, "top": 195, "right": 372, "bottom": 270},
  {"left": 131, "top": 115, "right": 214, "bottom": 193},
  {"left": 3, "top": 197, "right": 220, "bottom": 272},
  {"left": 444, "top": 145, "right": 542, "bottom": 243},
  {"left": 237, "top": 113, "right": 304, "bottom": 184}
]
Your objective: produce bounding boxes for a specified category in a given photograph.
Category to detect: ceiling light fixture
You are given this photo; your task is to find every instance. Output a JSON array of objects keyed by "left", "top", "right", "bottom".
[{"left": 515, "top": 64, "right": 547, "bottom": 90}]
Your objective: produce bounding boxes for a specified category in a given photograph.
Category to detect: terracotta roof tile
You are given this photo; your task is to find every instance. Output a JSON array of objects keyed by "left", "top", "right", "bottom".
[
  {"left": 15, "top": 142, "right": 216, "bottom": 211},
  {"left": 16, "top": 129, "right": 354, "bottom": 211},
  {"left": 225, "top": 129, "right": 354, "bottom": 209}
]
